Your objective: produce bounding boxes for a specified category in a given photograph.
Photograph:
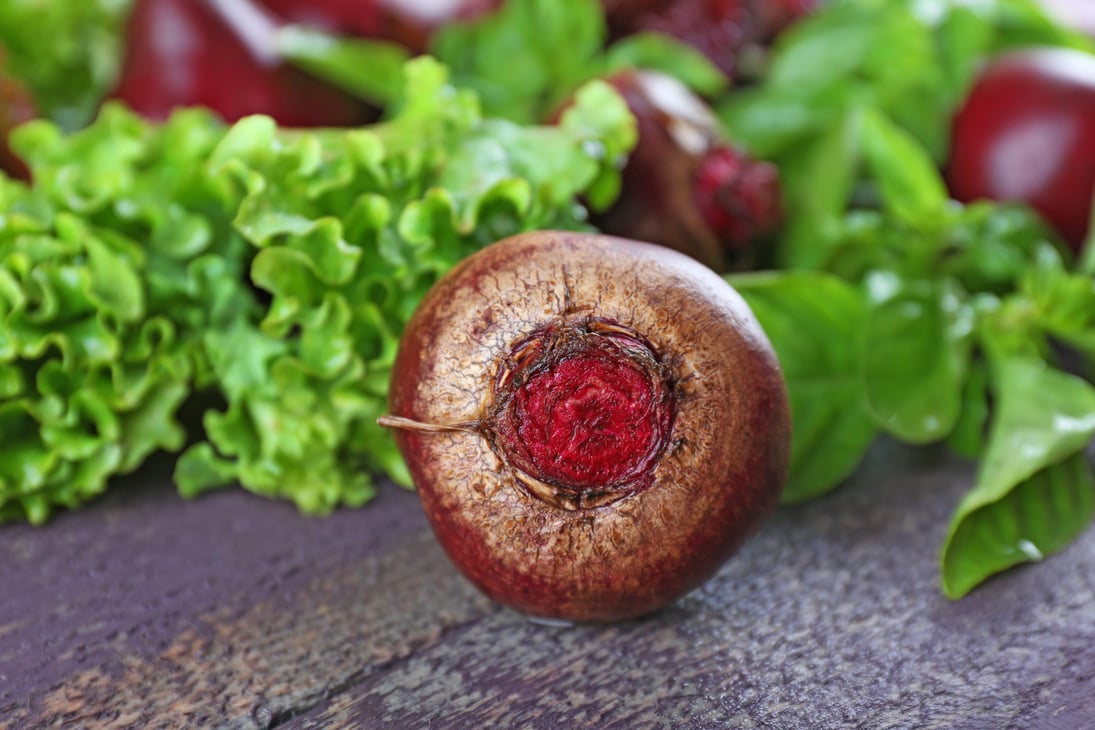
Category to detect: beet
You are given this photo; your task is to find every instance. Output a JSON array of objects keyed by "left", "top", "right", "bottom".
[
  {"left": 111, "top": 0, "right": 373, "bottom": 127},
  {"left": 591, "top": 69, "right": 783, "bottom": 272},
  {"left": 946, "top": 47, "right": 1095, "bottom": 254},
  {"left": 380, "top": 231, "right": 791, "bottom": 622},
  {"left": 604, "top": 0, "right": 821, "bottom": 81}
]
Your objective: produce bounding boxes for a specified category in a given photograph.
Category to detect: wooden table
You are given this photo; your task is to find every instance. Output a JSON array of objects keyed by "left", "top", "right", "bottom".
[{"left": 2, "top": 442, "right": 1093, "bottom": 729}]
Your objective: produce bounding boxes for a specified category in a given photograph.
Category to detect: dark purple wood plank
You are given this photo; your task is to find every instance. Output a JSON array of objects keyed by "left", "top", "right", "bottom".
[
  {"left": 0, "top": 458, "right": 493, "bottom": 728},
  {"left": 283, "top": 443, "right": 1095, "bottom": 730},
  {"left": 1, "top": 443, "right": 1093, "bottom": 729}
]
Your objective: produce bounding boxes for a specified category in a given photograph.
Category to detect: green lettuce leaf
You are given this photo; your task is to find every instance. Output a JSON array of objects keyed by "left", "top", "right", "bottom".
[
  {"left": 1, "top": 56, "right": 635, "bottom": 522},
  {"left": 1, "top": 104, "right": 247, "bottom": 523},
  {"left": 176, "top": 59, "right": 632, "bottom": 514},
  {"left": 174, "top": 58, "right": 634, "bottom": 515}
]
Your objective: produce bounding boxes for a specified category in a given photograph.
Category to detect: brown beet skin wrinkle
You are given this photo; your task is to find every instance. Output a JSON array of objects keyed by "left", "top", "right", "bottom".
[{"left": 488, "top": 320, "right": 675, "bottom": 498}]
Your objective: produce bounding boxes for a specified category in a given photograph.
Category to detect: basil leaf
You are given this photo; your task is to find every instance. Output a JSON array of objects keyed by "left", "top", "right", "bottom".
[
  {"left": 942, "top": 452, "right": 1095, "bottom": 599},
  {"left": 275, "top": 25, "right": 411, "bottom": 108},
  {"left": 946, "top": 357, "right": 989, "bottom": 459},
  {"left": 863, "top": 273, "right": 972, "bottom": 443},
  {"left": 731, "top": 271, "right": 877, "bottom": 502},
  {"left": 945, "top": 202, "right": 1058, "bottom": 295},
  {"left": 935, "top": 4, "right": 994, "bottom": 107},
  {"left": 859, "top": 108, "right": 949, "bottom": 226},
  {"left": 765, "top": 0, "right": 887, "bottom": 91},
  {"left": 991, "top": 0, "right": 1095, "bottom": 53},
  {"left": 775, "top": 113, "right": 860, "bottom": 269},
  {"left": 941, "top": 357, "right": 1095, "bottom": 598},
  {"left": 599, "top": 31, "right": 728, "bottom": 98},
  {"left": 1021, "top": 249, "right": 1095, "bottom": 358},
  {"left": 717, "top": 83, "right": 853, "bottom": 160}
]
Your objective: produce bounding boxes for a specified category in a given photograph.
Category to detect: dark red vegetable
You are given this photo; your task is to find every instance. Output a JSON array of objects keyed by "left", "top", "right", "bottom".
[
  {"left": 111, "top": 0, "right": 505, "bottom": 127},
  {"left": 604, "top": 0, "right": 821, "bottom": 81},
  {"left": 590, "top": 69, "right": 783, "bottom": 272},
  {"left": 380, "top": 231, "right": 791, "bottom": 622},
  {"left": 111, "top": 0, "right": 373, "bottom": 126},
  {"left": 946, "top": 47, "right": 1095, "bottom": 254}
]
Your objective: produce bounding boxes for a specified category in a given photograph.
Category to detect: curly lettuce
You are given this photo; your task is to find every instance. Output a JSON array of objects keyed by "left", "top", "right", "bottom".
[
  {"left": 0, "top": 107, "right": 237, "bottom": 522},
  {"left": 0, "top": 57, "right": 635, "bottom": 523}
]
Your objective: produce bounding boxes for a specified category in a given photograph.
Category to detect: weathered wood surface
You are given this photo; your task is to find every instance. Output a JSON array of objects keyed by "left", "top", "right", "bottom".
[{"left": 2, "top": 442, "right": 1093, "bottom": 729}]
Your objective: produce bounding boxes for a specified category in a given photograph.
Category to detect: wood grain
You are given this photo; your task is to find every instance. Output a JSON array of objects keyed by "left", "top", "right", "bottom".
[
  {"left": 2, "top": 443, "right": 1094, "bottom": 729},
  {"left": 0, "top": 460, "right": 494, "bottom": 729}
]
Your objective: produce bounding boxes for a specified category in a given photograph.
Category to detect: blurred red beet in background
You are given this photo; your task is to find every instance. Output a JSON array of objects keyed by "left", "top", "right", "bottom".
[
  {"left": 604, "top": 0, "right": 820, "bottom": 80},
  {"left": 946, "top": 47, "right": 1095, "bottom": 254},
  {"left": 591, "top": 69, "right": 782, "bottom": 271},
  {"left": 112, "top": 0, "right": 375, "bottom": 126}
]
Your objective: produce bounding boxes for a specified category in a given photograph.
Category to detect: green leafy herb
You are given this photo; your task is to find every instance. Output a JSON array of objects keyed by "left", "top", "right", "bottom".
[
  {"left": 861, "top": 274, "right": 971, "bottom": 444},
  {"left": 942, "top": 358, "right": 1095, "bottom": 598},
  {"left": 720, "top": 0, "right": 1095, "bottom": 269},
  {"left": 731, "top": 271, "right": 876, "bottom": 502},
  {"left": 265, "top": 0, "right": 726, "bottom": 127},
  {"left": 275, "top": 25, "right": 411, "bottom": 109},
  {"left": 0, "top": 104, "right": 238, "bottom": 524},
  {"left": 723, "top": 0, "right": 1095, "bottom": 596},
  {"left": 858, "top": 108, "right": 949, "bottom": 227}
]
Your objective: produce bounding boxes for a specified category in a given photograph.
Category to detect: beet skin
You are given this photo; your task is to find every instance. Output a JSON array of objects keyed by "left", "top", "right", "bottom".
[
  {"left": 382, "top": 231, "right": 791, "bottom": 622},
  {"left": 946, "top": 47, "right": 1095, "bottom": 253}
]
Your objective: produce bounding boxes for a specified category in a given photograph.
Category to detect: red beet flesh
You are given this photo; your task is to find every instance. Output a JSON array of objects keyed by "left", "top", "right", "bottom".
[
  {"left": 946, "top": 47, "right": 1095, "bottom": 254},
  {"left": 382, "top": 231, "right": 791, "bottom": 622},
  {"left": 489, "top": 319, "right": 675, "bottom": 505}
]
